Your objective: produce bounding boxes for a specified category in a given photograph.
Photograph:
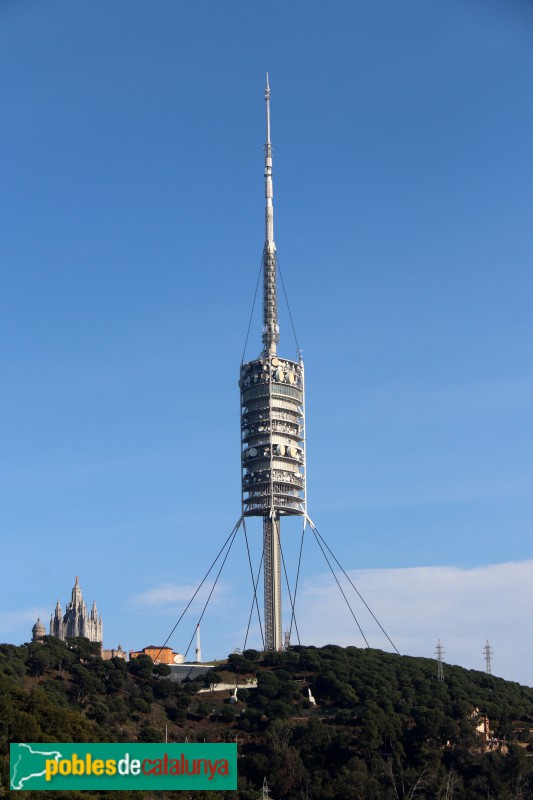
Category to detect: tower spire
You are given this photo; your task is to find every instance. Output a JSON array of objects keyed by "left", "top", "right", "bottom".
[
  {"left": 262, "top": 73, "right": 279, "bottom": 355},
  {"left": 264, "top": 73, "right": 274, "bottom": 246}
]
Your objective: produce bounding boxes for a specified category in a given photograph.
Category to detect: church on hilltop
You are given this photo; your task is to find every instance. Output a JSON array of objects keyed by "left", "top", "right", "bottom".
[{"left": 34, "top": 576, "right": 103, "bottom": 644}]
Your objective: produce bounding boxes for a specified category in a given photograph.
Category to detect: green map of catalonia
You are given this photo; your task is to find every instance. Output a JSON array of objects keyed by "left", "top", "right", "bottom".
[{"left": 10, "top": 743, "right": 63, "bottom": 790}]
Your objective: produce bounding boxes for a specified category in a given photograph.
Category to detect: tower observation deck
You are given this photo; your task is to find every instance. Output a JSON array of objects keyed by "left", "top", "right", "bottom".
[{"left": 239, "top": 76, "right": 306, "bottom": 651}]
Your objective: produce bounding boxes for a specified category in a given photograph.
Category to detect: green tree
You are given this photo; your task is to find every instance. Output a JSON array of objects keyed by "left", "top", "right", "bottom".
[
  {"left": 128, "top": 654, "right": 154, "bottom": 679},
  {"left": 153, "top": 663, "right": 172, "bottom": 677},
  {"left": 138, "top": 724, "right": 163, "bottom": 742}
]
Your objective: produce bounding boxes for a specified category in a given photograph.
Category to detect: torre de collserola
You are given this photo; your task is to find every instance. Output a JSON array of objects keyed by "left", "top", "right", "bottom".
[{"left": 239, "top": 76, "right": 306, "bottom": 651}]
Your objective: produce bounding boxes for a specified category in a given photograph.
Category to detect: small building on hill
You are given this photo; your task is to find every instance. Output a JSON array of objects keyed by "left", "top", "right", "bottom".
[
  {"left": 31, "top": 618, "right": 46, "bottom": 642},
  {"left": 167, "top": 664, "right": 214, "bottom": 683},
  {"left": 130, "top": 645, "right": 185, "bottom": 665},
  {"left": 102, "top": 644, "right": 127, "bottom": 661}
]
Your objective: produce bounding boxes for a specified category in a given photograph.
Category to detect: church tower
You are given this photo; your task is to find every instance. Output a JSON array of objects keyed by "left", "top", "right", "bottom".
[
  {"left": 49, "top": 576, "right": 103, "bottom": 643},
  {"left": 239, "top": 77, "right": 306, "bottom": 650}
]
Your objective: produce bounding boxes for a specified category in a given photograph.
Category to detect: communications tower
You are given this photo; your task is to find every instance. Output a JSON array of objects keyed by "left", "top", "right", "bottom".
[
  {"left": 483, "top": 640, "right": 493, "bottom": 675},
  {"left": 239, "top": 76, "right": 306, "bottom": 651}
]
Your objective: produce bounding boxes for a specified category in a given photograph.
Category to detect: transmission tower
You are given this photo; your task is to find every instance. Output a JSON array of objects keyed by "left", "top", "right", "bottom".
[
  {"left": 483, "top": 640, "right": 493, "bottom": 675},
  {"left": 239, "top": 76, "right": 306, "bottom": 651},
  {"left": 435, "top": 639, "right": 445, "bottom": 682},
  {"left": 258, "top": 778, "right": 273, "bottom": 800}
]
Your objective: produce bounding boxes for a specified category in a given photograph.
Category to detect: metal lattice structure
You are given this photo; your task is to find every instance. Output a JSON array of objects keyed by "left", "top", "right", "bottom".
[
  {"left": 258, "top": 778, "right": 273, "bottom": 800},
  {"left": 435, "top": 639, "right": 445, "bottom": 682},
  {"left": 239, "top": 76, "right": 306, "bottom": 651},
  {"left": 484, "top": 640, "right": 493, "bottom": 675}
]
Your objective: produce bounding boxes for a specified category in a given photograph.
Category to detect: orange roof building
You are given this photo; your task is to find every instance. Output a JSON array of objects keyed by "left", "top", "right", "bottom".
[{"left": 129, "top": 646, "right": 184, "bottom": 665}]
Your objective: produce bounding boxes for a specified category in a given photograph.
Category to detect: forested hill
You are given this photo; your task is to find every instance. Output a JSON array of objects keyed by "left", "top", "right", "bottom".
[{"left": 1, "top": 638, "right": 533, "bottom": 799}]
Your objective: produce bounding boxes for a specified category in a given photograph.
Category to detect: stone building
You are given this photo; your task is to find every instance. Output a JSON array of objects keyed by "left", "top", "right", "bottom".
[
  {"left": 31, "top": 618, "right": 46, "bottom": 642},
  {"left": 48, "top": 576, "right": 103, "bottom": 643},
  {"left": 102, "top": 644, "right": 127, "bottom": 661}
]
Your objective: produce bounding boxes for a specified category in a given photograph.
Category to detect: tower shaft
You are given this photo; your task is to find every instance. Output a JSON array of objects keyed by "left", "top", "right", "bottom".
[
  {"left": 262, "top": 248, "right": 279, "bottom": 356},
  {"left": 263, "top": 516, "right": 282, "bottom": 650}
]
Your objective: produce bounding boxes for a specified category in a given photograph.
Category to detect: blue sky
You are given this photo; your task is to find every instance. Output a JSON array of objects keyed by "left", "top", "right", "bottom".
[{"left": 1, "top": 1, "right": 532, "bottom": 683}]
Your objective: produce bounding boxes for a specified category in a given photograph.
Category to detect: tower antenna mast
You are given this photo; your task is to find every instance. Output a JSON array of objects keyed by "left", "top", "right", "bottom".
[
  {"left": 195, "top": 624, "right": 202, "bottom": 663},
  {"left": 262, "top": 72, "right": 279, "bottom": 355}
]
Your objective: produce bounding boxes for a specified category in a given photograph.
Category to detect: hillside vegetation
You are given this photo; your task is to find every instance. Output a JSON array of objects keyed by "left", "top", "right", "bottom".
[{"left": 1, "top": 637, "right": 533, "bottom": 799}]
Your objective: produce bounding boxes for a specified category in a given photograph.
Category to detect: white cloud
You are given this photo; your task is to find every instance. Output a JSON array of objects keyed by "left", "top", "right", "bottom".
[
  {"left": 0, "top": 607, "right": 49, "bottom": 638},
  {"left": 296, "top": 560, "right": 533, "bottom": 687},
  {"left": 132, "top": 582, "right": 224, "bottom": 608}
]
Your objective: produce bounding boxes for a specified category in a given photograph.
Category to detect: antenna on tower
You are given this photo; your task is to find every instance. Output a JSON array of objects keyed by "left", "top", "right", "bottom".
[
  {"left": 483, "top": 640, "right": 493, "bottom": 675},
  {"left": 195, "top": 624, "right": 202, "bottom": 663},
  {"left": 262, "top": 71, "right": 279, "bottom": 355},
  {"left": 435, "top": 639, "right": 445, "bottom": 682}
]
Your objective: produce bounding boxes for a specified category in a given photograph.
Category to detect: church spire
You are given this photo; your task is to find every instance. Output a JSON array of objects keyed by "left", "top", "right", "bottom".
[
  {"left": 262, "top": 73, "right": 279, "bottom": 355},
  {"left": 71, "top": 575, "right": 83, "bottom": 608}
]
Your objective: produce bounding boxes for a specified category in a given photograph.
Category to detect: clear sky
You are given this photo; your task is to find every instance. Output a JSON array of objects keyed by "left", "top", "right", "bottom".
[{"left": 1, "top": 1, "right": 532, "bottom": 684}]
